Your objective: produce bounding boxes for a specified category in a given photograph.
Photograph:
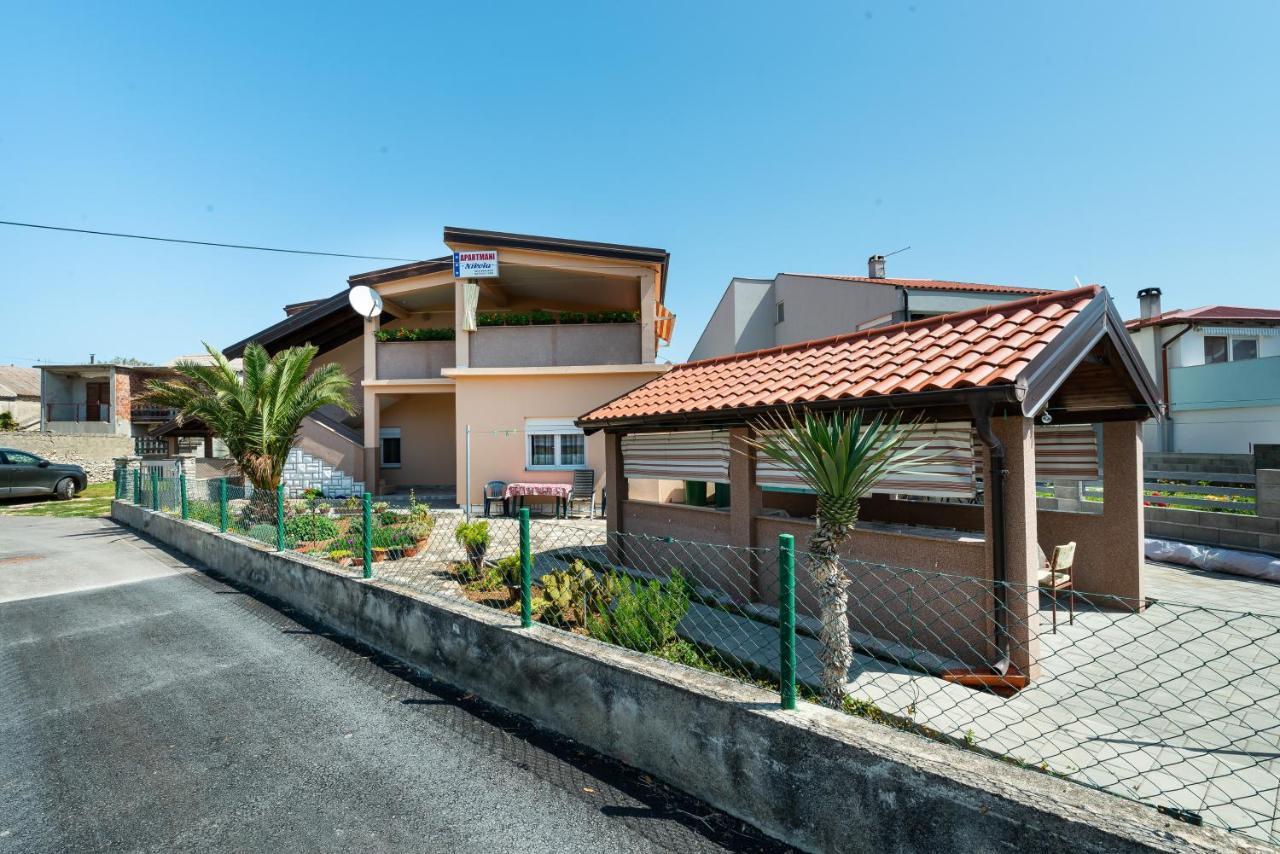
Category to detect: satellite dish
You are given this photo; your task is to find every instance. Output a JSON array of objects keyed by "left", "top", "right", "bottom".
[{"left": 348, "top": 285, "right": 383, "bottom": 319}]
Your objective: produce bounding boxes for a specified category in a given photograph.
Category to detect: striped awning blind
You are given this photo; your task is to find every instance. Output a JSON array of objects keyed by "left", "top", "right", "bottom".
[
  {"left": 1033, "top": 425, "right": 1099, "bottom": 479},
  {"left": 756, "top": 421, "right": 977, "bottom": 499},
  {"left": 622, "top": 430, "right": 731, "bottom": 482}
]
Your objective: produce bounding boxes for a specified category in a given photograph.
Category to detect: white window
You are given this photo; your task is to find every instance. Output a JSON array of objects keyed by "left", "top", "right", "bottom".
[
  {"left": 380, "top": 427, "right": 401, "bottom": 468},
  {"left": 775, "top": 301, "right": 785, "bottom": 324},
  {"left": 1204, "top": 334, "right": 1259, "bottom": 364},
  {"left": 525, "top": 418, "right": 586, "bottom": 470}
]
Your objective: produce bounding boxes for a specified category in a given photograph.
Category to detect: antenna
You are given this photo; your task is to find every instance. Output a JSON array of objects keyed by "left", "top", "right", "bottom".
[
  {"left": 884, "top": 246, "right": 912, "bottom": 258},
  {"left": 1074, "top": 276, "right": 1084, "bottom": 288},
  {"left": 347, "top": 285, "right": 384, "bottom": 319}
]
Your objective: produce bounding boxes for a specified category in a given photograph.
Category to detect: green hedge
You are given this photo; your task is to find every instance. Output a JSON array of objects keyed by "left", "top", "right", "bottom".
[
  {"left": 475, "top": 310, "right": 639, "bottom": 327},
  {"left": 375, "top": 327, "right": 456, "bottom": 342}
]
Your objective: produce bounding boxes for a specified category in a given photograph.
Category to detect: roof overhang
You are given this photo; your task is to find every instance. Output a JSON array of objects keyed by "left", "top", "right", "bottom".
[{"left": 223, "top": 290, "right": 382, "bottom": 359}]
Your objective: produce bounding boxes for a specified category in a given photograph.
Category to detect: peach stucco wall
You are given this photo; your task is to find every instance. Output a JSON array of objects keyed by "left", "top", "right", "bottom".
[
  {"left": 379, "top": 393, "right": 456, "bottom": 488},
  {"left": 452, "top": 370, "right": 665, "bottom": 509}
]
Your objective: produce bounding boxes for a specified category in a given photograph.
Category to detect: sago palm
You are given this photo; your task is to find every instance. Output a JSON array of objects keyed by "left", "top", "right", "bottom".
[
  {"left": 750, "top": 408, "right": 926, "bottom": 709},
  {"left": 145, "top": 342, "right": 355, "bottom": 510}
]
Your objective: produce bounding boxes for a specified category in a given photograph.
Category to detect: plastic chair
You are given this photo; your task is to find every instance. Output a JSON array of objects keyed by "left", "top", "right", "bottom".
[
  {"left": 567, "top": 469, "right": 596, "bottom": 519},
  {"left": 483, "top": 481, "right": 508, "bottom": 518}
]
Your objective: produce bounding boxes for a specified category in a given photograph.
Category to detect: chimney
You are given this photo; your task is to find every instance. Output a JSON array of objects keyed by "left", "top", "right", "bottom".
[
  {"left": 1137, "top": 287, "right": 1162, "bottom": 320},
  {"left": 89, "top": 354, "right": 95, "bottom": 364},
  {"left": 868, "top": 254, "right": 886, "bottom": 279}
]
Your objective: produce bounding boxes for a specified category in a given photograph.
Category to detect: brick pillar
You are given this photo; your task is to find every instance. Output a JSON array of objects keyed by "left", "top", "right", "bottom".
[
  {"left": 1094, "top": 420, "right": 1145, "bottom": 607},
  {"left": 985, "top": 415, "right": 1041, "bottom": 680},
  {"left": 727, "top": 427, "right": 764, "bottom": 599},
  {"left": 605, "top": 431, "right": 628, "bottom": 565}
]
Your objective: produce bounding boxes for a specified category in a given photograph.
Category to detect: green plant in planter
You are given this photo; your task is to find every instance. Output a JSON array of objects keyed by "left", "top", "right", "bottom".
[
  {"left": 454, "top": 520, "right": 490, "bottom": 573},
  {"left": 557, "top": 311, "right": 586, "bottom": 324},
  {"left": 372, "top": 501, "right": 390, "bottom": 514},
  {"left": 375, "top": 327, "right": 456, "bottom": 342},
  {"left": 529, "top": 309, "right": 556, "bottom": 325},
  {"left": 343, "top": 496, "right": 361, "bottom": 511},
  {"left": 476, "top": 312, "right": 504, "bottom": 327},
  {"left": 493, "top": 554, "right": 522, "bottom": 587},
  {"left": 406, "top": 515, "right": 435, "bottom": 543}
]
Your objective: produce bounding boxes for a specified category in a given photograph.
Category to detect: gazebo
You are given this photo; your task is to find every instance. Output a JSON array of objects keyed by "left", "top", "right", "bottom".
[{"left": 578, "top": 286, "right": 1160, "bottom": 682}]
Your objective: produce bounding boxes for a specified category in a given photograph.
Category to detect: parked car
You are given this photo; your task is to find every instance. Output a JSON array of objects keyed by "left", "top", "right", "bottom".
[{"left": 0, "top": 448, "right": 87, "bottom": 499}]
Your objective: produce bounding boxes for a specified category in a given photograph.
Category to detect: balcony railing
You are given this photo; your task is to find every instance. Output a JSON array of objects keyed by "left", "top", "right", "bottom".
[
  {"left": 130, "top": 404, "right": 178, "bottom": 422},
  {"left": 376, "top": 340, "right": 456, "bottom": 380},
  {"left": 1169, "top": 354, "right": 1280, "bottom": 411},
  {"left": 470, "top": 322, "right": 642, "bottom": 368},
  {"left": 46, "top": 402, "right": 111, "bottom": 423}
]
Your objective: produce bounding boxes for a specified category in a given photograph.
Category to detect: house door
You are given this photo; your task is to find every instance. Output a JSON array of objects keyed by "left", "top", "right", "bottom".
[{"left": 85, "top": 381, "right": 109, "bottom": 422}]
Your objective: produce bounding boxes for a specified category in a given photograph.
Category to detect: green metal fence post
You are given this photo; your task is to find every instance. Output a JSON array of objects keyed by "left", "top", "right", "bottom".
[
  {"left": 519, "top": 507, "right": 532, "bottom": 628},
  {"left": 362, "top": 492, "right": 373, "bottom": 579},
  {"left": 133, "top": 468, "right": 141, "bottom": 504},
  {"left": 150, "top": 470, "right": 159, "bottom": 512},
  {"left": 219, "top": 478, "right": 228, "bottom": 532},
  {"left": 180, "top": 472, "right": 189, "bottom": 519},
  {"left": 275, "top": 484, "right": 286, "bottom": 551},
  {"left": 778, "top": 533, "right": 797, "bottom": 710}
]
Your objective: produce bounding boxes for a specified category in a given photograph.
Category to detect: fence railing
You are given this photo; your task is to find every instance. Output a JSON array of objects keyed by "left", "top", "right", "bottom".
[
  {"left": 115, "top": 475, "right": 1280, "bottom": 845},
  {"left": 45, "top": 402, "right": 111, "bottom": 423},
  {"left": 1040, "top": 471, "right": 1258, "bottom": 515}
]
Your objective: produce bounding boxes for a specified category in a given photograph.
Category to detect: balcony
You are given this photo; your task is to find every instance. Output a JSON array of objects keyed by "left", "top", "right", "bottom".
[
  {"left": 376, "top": 340, "right": 456, "bottom": 380},
  {"left": 46, "top": 402, "right": 112, "bottom": 423},
  {"left": 1169, "top": 354, "right": 1280, "bottom": 411},
  {"left": 470, "top": 322, "right": 642, "bottom": 368}
]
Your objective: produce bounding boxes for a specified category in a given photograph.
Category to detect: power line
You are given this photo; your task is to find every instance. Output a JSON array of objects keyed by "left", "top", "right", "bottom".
[{"left": 0, "top": 220, "right": 419, "bottom": 262}]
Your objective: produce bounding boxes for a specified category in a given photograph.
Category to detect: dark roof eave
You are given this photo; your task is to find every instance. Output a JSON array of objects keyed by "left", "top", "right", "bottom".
[{"left": 577, "top": 384, "right": 1025, "bottom": 434}]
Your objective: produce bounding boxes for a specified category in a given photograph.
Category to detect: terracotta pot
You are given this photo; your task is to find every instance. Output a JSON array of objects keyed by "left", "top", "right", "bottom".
[
  {"left": 336, "top": 557, "right": 352, "bottom": 568},
  {"left": 402, "top": 544, "right": 420, "bottom": 558},
  {"left": 372, "top": 548, "right": 388, "bottom": 563}
]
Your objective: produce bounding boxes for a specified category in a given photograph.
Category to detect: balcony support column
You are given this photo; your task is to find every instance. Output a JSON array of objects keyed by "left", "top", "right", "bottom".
[{"left": 362, "top": 315, "right": 380, "bottom": 491}]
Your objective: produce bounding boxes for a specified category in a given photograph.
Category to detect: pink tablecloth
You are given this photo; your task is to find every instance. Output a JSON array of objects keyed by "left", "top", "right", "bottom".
[{"left": 503, "top": 482, "right": 572, "bottom": 500}]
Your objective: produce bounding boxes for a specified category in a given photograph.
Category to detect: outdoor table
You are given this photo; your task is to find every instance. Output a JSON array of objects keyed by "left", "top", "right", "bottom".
[{"left": 503, "top": 482, "right": 572, "bottom": 518}]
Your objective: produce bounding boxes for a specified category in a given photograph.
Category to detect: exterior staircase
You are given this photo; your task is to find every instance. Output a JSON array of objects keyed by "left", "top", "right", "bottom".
[{"left": 281, "top": 447, "right": 365, "bottom": 499}]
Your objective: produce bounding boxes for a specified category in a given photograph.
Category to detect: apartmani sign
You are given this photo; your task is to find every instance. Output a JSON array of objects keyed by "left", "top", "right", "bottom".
[{"left": 453, "top": 250, "right": 500, "bottom": 279}]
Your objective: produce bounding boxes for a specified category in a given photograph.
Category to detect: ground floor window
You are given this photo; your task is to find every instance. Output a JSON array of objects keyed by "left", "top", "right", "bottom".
[
  {"left": 525, "top": 418, "right": 586, "bottom": 470},
  {"left": 380, "top": 427, "right": 402, "bottom": 468}
]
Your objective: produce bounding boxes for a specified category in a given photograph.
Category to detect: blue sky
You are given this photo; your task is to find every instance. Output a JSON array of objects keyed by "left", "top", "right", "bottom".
[{"left": 2, "top": 1, "right": 1277, "bottom": 366}]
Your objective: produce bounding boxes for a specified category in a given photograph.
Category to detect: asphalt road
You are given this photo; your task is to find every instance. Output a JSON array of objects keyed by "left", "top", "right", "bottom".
[{"left": 0, "top": 516, "right": 787, "bottom": 853}]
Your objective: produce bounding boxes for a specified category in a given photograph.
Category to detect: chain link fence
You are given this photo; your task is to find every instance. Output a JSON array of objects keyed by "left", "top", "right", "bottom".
[{"left": 115, "top": 474, "right": 1280, "bottom": 844}]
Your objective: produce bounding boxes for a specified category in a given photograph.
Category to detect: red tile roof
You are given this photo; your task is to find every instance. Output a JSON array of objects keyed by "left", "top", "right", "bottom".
[
  {"left": 581, "top": 286, "right": 1101, "bottom": 425},
  {"left": 1125, "top": 305, "right": 1280, "bottom": 330},
  {"left": 784, "top": 273, "right": 1054, "bottom": 296}
]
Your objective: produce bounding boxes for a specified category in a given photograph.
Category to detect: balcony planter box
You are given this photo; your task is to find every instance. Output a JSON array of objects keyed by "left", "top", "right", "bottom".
[{"left": 376, "top": 340, "right": 456, "bottom": 380}]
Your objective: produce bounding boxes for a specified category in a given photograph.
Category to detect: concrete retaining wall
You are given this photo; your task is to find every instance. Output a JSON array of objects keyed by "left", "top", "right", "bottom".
[
  {"left": 1146, "top": 506, "right": 1280, "bottom": 555},
  {"left": 4, "top": 432, "right": 133, "bottom": 481},
  {"left": 110, "top": 501, "right": 1254, "bottom": 854}
]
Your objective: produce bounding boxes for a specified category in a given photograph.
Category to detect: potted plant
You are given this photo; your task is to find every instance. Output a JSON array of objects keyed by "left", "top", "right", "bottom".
[
  {"left": 454, "top": 519, "right": 490, "bottom": 575},
  {"left": 329, "top": 549, "right": 353, "bottom": 567},
  {"left": 371, "top": 547, "right": 388, "bottom": 563}
]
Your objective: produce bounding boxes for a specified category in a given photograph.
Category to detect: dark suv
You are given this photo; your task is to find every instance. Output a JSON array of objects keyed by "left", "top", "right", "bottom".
[{"left": 0, "top": 448, "right": 88, "bottom": 499}]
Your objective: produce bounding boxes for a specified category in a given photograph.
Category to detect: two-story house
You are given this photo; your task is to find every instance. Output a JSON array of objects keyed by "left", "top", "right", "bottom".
[
  {"left": 223, "top": 226, "right": 674, "bottom": 509},
  {"left": 1126, "top": 287, "right": 1280, "bottom": 453},
  {"left": 689, "top": 255, "right": 1055, "bottom": 360}
]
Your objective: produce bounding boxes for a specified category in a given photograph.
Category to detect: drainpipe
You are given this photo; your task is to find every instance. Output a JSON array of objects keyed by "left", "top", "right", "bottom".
[
  {"left": 1159, "top": 323, "right": 1193, "bottom": 452},
  {"left": 971, "top": 400, "right": 1011, "bottom": 676}
]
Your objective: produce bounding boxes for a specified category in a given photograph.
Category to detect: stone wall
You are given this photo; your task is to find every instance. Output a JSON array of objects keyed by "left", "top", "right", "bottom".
[{"left": 1, "top": 432, "right": 133, "bottom": 482}]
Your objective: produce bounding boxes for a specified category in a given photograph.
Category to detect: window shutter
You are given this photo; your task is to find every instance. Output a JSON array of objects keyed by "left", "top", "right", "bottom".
[{"left": 622, "top": 430, "right": 731, "bottom": 482}]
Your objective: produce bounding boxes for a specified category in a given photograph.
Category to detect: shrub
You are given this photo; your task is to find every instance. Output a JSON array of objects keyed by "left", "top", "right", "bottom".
[
  {"left": 537, "top": 560, "right": 616, "bottom": 626},
  {"left": 372, "top": 526, "right": 415, "bottom": 550},
  {"left": 343, "top": 496, "right": 361, "bottom": 511},
  {"left": 529, "top": 309, "right": 556, "bottom": 325},
  {"left": 378, "top": 510, "right": 400, "bottom": 526},
  {"left": 406, "top": 516, "right": 435, "bottom": 542},
  {"left": 246, "top": 523, "right": 279, "bottom": 545},
  {"left": 557, "top": 311, "right": 586, "bottom": 324},
  {"left": 374, "top": 327, "right": 456, "bottom": 342},
  {"left": 493, "top": 554, "right": 522, "bottom": 587},
  {"left": 454, "top": 520, "right": 490, "bottom": 573},
  {"left": 0, "top": 412, "right": 17, "bottom": 431},
  {"left": 187, "top": 499, "right": 220, "bottom": 526},
  {"left": 284, "top": 514, "right": 339, "bottom": 542},
  {"left": 302, "top": 487, "right": 324, "bottom": 500},
  {"left": 328, "top": 549, "right": 353, "bottom": 562},
  {"left": 585, "top": 570, "right": 691, "bottom": 653},
  {"left": 373, "top": 501, "right": 390, "bottom": 514}
]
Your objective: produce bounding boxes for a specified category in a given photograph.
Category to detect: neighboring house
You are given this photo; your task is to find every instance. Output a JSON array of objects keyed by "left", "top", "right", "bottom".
[
  {"left": 38, "top": 361, "right": 179, "bottom": 449},
  {"left": 1126, "top": 287, "right": 1280, "bottom": 454},
  {"left": 223, "top": 226, "right": 675, "bottom": 506},
  {"left": 688, "top": 255, "right": 1055, "bottom": 360},
  {"left": 37, "top": 358, "right": 238, "bottom": 456},
  {"left": 0, "top": 365, "right": 41, "bottom": 430}
]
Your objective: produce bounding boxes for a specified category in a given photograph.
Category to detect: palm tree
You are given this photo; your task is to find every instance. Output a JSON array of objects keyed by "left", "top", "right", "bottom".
[
  {"left": 750, "top": 409, "right": 925, "bottom": 709},
  {"left": 145, "top": 342, "right": 354, "bottom": 517}
]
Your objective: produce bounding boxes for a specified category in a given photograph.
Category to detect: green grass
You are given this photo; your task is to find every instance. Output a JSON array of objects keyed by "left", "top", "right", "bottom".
[{"left": 0, "top": 482, "right": 116, "bottom": 518}]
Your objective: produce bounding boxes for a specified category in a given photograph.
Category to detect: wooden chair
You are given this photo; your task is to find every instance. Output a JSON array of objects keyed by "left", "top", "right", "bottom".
[
  {"left": 483, "top": 481, "right": 507, "bottom": 518},
  {"left": 567, "top": 469, "right": 597, "bottom": 519},
  {"left": 1038, "top": 541, "right": 1077, "bottom": 633}
]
